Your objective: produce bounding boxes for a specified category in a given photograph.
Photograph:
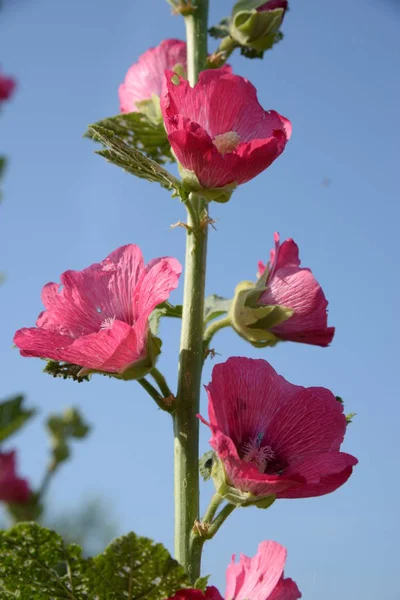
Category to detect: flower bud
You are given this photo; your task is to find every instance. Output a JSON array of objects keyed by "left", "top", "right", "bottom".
[{"left": 230, "top": 0, "right": 288, "bottom": 52}]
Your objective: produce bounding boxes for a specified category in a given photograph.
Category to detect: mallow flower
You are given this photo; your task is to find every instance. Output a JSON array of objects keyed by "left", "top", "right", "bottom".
[
  {"left": 231, "top": 232, "right": 335, "bottom": 347},
  {"left": 169, "top": 540, "right": 301, "bottom": 600},
  {"left": 0, "top": 69, "right": 16, "bottom": 102},
  {"left": 0, "top": 451, "right": 30, "bottom": 504},
  {"left": 119, "top": 39, "right": 186, "bottom": 116},
  {"left": 14, "top": 245, "right": 181, "bottom": 379},
  {"left": 161, "top": 68, "right": 291, "bottom": 200},
  {"left": 200, "top": 357, "right": 357, "bottom": 502}
]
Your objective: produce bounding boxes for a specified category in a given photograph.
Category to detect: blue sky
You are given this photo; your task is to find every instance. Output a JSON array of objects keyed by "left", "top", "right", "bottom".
[{"left": 1, "top": 0, "right": 399, "bottom": 597}]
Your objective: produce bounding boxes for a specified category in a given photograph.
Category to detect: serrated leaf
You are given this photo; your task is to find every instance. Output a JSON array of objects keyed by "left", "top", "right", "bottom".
[
  {"left": 0, "top": 395, "right": 35, "bottom": 443},
  {"left": 204, "top": 295, "right": 231, "bottom": 324},
  {"left": 86, "top": 112, "right": 174, "bottom": 165},
  {"left": 0, "top": 523, "right": 190, "bottom": 600},
  {"left": 199, "top": 450, "right": 214, "bottom": 481},
  {"left": 89, "top": 531, "right": 189, "bottom": 600},
  {"left": 0, "top": 522, "right": 89, "bottom": 599},
  {"left": 149, "top": 301, "right": 183, "bottom": 335},
  {"left": 88, "top": 124, "right": 186, "bottom": 198}
]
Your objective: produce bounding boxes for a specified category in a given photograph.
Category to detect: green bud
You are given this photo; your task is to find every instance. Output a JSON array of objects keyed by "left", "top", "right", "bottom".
[
  {"left": 211, "top": 456, "right": 276, "bottom": 509},
  {"left": 230, "top": 0, "right": 287, "bottom": 52},
  {"left": 229, "top": 280, "right": 293, "bottom": 345}
]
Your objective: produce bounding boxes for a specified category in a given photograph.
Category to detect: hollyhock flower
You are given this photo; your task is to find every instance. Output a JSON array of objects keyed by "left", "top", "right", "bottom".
[
  {"left": 0, "top": 70, "right": 16, "bottom": 102},
  {"left": 161, "top": 68, "right": 291, "bottom": 194},
  {"left": 119, "top": 39, "right": 186, "bottom": 114},
  {"left": 0, "top": 451, "right": 30, "bottom": 504},
  {"left": 201, "top": 357, "right": 357, "bottom": 500},
  {"left": 169, "top": 541, "right": 300, "bottom": 600},
  {"left": 14, "top": 245, "right": 181, "bottom": 378},
  {"left": 256, "top": 232, "right": 335, "bottom": 346}
]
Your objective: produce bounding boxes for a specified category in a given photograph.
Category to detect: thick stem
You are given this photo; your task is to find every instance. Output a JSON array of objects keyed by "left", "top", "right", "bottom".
[
  {"left": 174, "top": 0, "right": 209, "bottom": 582},
  {"left": 174, "top": 195, "right": 208, "bottom": 582}
]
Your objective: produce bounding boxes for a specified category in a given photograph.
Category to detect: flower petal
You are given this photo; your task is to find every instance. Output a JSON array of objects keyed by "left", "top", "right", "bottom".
[{"left": 268, "top": 577, "right": 302, "bottom": 600}]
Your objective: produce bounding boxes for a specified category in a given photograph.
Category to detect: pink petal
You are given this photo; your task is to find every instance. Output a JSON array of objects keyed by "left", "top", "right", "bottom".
[
  {"left": 265, "top": 386, "right": 347, "bottom": 461},
  {"left": 226, "top": 541, "right": 287, "bottom": 600},
  {"left": 268, "top": 578, "right": 302, "bottom": 600},
  {"left": 279, "top": 452, "right": 358, "bottom": 499},
  {"left": 132, "top": 256, "right": 182, "bottom": 322},
  {"left": 14, "top": 327, "right": 75, "bottom": 359},
  {"left": 169, "top": 588, "right": 223, "bottom": 600},
  {"left": 0, "top": 72, "right": 16, "bottom": 101},
  {"left": 119, "top": 39, "right": 186, "bottom": 113}
]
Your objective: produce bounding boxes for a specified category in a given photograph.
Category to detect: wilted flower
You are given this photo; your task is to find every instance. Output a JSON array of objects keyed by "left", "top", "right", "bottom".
[
  {"left": 161, "top": 68, "right": 291, "bottom": 198},
  {"left": 231, "top": 232, "right": 335, "bottom": 347},
  {"left": 14, "top": 245, "right": 181, "bottom": 379},
  {"left": 119, "top": 39, "right": 186, "bottom": 115},
  {"left": 0, "top": 70, "right": 16, "bottom": 102},
  {"left": 169, "top": 540, "right": 301, "bottom": 600},
  {"left": 0, "top": 451, "right": 30, "bottom": 504},
  {"left": 201, "top": 357, "right": 357, "bottom": 501}
]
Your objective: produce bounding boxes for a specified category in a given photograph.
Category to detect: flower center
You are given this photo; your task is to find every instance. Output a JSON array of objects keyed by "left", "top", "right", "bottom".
[
  {"left": 213, "top": 131, "right": 241, "bottom": 155},
  {"left": 241, "top": 433, "right": 275, "bottom": 473},
  {"left": 100, "top": 316, "right": 116, "bottom": 330}
]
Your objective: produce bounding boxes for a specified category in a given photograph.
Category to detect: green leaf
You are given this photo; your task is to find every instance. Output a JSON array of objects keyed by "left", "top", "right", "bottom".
[
  {"left": 208, "top": 18, "right": 231, "bottom": 39},
  {"left": 149, "top": 301, "right": 183, "bottom": 335},
  {"left": 47, "top": 407, "right": 91, "bottom": 467},
  {"left": 204, "top": 295, "right": 232, "bottom": 324},
  {"left": 194, "top": 575, "right": 210, "bottom": 592},
  {"left": 0, "top": 395, "right": 35, "bottom": 443},
  {"left": 89, "top": 531, "right": 189, "bottom": 600},
  {"left": 86, "top": 112, "right": 174, "bottom": 165},
  {"left": 0, "top": 523, "right": 88, "bottom": 599},
  {"left": 346, "top": 412, "right": 356, "bottom": 425},
  {"left": 87, "top": 124, "right": 186, "bottom": 198},
  {"left": 199, "top": 450, "right": 215, "bottom": 482},
  {"left": 43, "top": 360, "right": 90, "bottom": 382},
  {"left": 0, "top": 523, "right": 190, "bottom": 600}
]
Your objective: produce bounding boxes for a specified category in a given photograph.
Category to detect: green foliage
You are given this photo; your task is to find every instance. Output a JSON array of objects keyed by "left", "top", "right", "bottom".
[
  {"left": 149, "top": 301, "right": 183, "bottom": 335},
  {"left": 346, "top": 412, "right": 357, "bottom": 425},
  {"left": 204, "top": 295, "right": 232, "bottom": 324},
  {"left": 208, "top": 18, "right": 230, "bottom": 39},
  {"left": 193, "top": 575, "right": 210, "bottom": 591},
  {"left": 43, "top": 360, "right": 90, "bottom": 382},
  {"left": 86, "top": 112, "right": 174, "bottom": 165},
  {"left": 47, "top": 407, "right": 90, "bottom": 467},
  {"left": 199, "top": 450, "right": 215, "bottom": 482},
  {"left": 0, "top": 395, "right": 35, "bottom": 443},
  {"left": 87, "top": 124, "right": 186, "bottom": 198},
  {"left": 0, "top": 523, "right": 190, "bottom": 600}
]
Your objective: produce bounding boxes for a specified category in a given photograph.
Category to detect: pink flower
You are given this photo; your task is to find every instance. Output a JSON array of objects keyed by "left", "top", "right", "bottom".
[
  {"left": 201, "top": 357, "right": 357, "bottom": 499},
  {"left": 0, "top": 70, "right": 16, "bottom": 102},
  {"left": 257, "top": 232, "right": 335, "bottom": 346},
  {"left": 14, "top": 245, "right": 182, "bottom": 376},
  {"left": 226, "top": 541, "right": 301, "bottom": 600},
  {"left": 119, "top": 39, "right": 187, "bottom": 113},
  {"left": 168, "top": 541, "right": 300, "bottom": 600},
  {"left": 161, "top": 68, "right": 291, "bottom": 189},
  {"left": 0, "top": 451, "right": 30, "bottom": 504}
]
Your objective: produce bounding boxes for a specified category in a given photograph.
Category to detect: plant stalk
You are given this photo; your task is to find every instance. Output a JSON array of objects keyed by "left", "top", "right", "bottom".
[{"left": 173, "top": 0, "right": 209, "bottom": 582}]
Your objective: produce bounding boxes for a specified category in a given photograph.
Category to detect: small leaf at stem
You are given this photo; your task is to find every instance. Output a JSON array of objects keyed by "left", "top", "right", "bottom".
[
  {"left": 85, "top": 112, "right": 174, "bottom": 165},
  {"left": 199, "top": 450, "right": 215, "bottom": 481},
  {"left": 204, "top": 295, "right": 232, "bottom": 324},
  {"left": 194, "top": 575, "right": 210, "bottom": 591},
  {"left": 87, "top": 124, "right": 186, "bottom": 198},
  {"left": 0, "top": 395, "right": 35, "bottom": 443}
]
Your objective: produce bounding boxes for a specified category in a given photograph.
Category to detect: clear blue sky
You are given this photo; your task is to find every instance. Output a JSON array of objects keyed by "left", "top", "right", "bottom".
[{"left": 1, "top": 0, "right": 399, "bottom": 597}]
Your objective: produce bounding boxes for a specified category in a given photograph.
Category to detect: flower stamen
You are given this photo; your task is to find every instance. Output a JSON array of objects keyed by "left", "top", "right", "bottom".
[
  {"left": 213, "top": 131, "right": 241, "bottom": 155},
  {"left": 242, "top": 434, "right": 275, "bottom": 473},
  {"left": 100, "top": 316, "right": 116, "bottom": 330}
]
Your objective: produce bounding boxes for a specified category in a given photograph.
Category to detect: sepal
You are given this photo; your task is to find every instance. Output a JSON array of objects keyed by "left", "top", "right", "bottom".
[{"left": 231, "top": 0, "right": 286, "bottom": 53}]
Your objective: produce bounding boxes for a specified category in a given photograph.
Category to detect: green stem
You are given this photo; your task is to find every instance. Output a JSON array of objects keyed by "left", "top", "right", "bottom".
[
  {"left": 207, "top": 503, "right": 236, "bottom": 539},
  {"left": 150, "top": 367, "right": 173, "bottom": 399},
  {"left": 189, "top": 495, "right": 230, "bottom": 566},
  {"left": 203, "top": 315, "right": 231, "bottom": 355},
  {"left": 174, "top": 0, "right": 209, "bottom": 583},
  {"left": 137, "top": 377, "right": 172, "bottom": 413}
]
